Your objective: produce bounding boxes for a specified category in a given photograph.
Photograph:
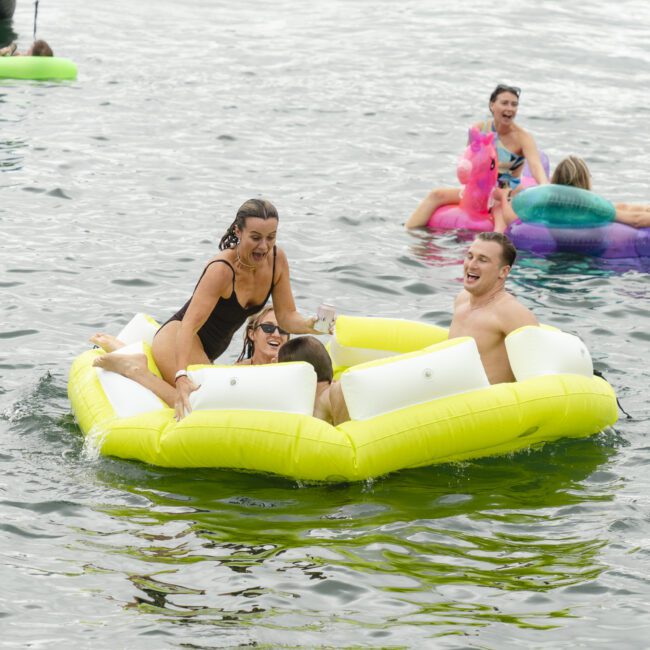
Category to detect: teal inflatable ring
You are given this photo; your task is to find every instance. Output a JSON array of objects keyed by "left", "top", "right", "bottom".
[
  {"left": 512, "top": 184, "right": 615, "bottom": 228},
  {"left": 0, "top": 56, "right": 77, "bottom": 81}
]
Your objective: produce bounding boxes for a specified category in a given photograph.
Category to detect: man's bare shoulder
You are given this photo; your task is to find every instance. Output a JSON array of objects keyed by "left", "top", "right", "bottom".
[{"left": 494, "top": 292, "right": 538, "bottom": 334}]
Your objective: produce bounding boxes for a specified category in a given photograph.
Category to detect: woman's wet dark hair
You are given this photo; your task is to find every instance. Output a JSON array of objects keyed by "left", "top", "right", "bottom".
[
  {"left": 219, "top": 199, "right": 279, "bottom": 250},
  {"left": 489, "top": 84, "right": 521, "bottom": 104}
]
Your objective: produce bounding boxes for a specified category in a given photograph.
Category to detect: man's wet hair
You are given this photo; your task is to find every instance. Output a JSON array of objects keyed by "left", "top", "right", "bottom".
[
  {"left": 278, "top": 336, "right": 333, "bottom": 383},
  {"left": 475, "top": 231, "right": 517, "bottom": 267}
]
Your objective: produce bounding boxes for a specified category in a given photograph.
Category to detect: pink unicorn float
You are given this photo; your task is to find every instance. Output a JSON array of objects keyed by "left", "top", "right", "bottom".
[{"left": 427, "top": 127, "right": 498, "bottom": 232}]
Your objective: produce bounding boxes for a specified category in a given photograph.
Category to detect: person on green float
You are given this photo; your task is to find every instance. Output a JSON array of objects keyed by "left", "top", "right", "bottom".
[{"left": 0, "top": 39, "right": 53, "bottom": 56}]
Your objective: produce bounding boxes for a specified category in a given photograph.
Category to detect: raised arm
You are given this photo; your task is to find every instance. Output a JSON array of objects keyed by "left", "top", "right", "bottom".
[{"left": 270, "top": 248, "right": 319, "bottom": 334}]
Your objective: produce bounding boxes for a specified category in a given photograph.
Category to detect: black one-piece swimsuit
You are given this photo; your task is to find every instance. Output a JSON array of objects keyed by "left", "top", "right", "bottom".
[{"left": 161, "top": 247, "right": 276, "bottom": 361}]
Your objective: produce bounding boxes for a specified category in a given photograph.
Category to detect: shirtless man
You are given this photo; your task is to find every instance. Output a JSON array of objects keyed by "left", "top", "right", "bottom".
[
  {"left": 449, "top": 231, "right": 538, "bottom": 384},
  {"left": 277, "top": 336, "right": 350, "bottom": 425}
]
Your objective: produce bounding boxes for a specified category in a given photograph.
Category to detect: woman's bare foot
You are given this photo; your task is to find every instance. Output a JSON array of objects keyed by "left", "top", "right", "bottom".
[
  {"left": 90, "top": 333, "right": 125, "bottom": 353},
  {"left": 93, "top": 352, "right": 149, "bottom": 380}
]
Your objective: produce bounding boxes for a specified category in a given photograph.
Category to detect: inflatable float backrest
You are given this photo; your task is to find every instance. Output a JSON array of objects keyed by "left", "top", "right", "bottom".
[
  {"left": 505, "top": 326, "right": 594, "bottom": 381},
  {"left": 189, "top": 362, "right": 317, "bottom": 415},
  {"left": 116, "top": 313, "right": 161, "bottom": 346},
  {"left": 330, "top": 314, "right": 448, "bottom": 369},
  {"left": 512, "top": 184, "right": 615, "bottom": 228},
  {"left": 95, "top": 342, "right": 166, "bottom": 418},
  {"left": 340, "top": 337, "right": 490, "bottom": 420}
]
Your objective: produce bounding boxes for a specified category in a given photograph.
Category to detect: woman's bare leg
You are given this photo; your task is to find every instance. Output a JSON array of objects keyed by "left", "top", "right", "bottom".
[
  {"left": 405, "top": 187, "right": 462, "bottom": 229},
  {"left": 151, "top": 320, "right": 210, "bottom": 384},
  {"left": 93, "top": 353, "right": 178, "bottom": 407},
  {"left": 92, "top": 321, "right": 211, "bottom": 409}
]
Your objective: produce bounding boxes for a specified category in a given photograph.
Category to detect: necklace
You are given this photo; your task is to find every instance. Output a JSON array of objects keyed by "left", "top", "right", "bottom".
[{"left": 235, "top": 247, "right": 256, "bottom": 272}]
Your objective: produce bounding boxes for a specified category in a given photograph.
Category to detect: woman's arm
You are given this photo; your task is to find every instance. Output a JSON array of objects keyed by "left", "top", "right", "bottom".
[
  {"left": 173, "top": 261, "right": 233, "bottom": 418},
  {"left": 491, "top": 187, "right": 519, "bottom": 233},
  {"left": 520, "top": 131, "right": 549, "bottom": 185},
  {"left": 614, "top": 204, "right": 650, "bottom": 228},
  {"left": 174, "top": 261, "right": 232, "bottom": 370},
  {"left": 270, "top": 248, "right": 319, "bottom": 334}
]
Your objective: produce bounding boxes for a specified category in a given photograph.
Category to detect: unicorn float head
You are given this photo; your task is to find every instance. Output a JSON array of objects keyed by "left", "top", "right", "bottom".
[{"left": 427, "top": 127, "right": 498, "bottom": 232}]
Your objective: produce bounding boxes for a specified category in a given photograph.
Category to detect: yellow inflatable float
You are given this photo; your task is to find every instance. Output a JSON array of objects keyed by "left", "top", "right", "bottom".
[{"left": 68, "top": 314, "right": 618, "bottom": 482}]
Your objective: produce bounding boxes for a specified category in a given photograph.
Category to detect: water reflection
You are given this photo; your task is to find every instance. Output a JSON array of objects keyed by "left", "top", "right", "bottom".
[
  {"left": 407, "top": 229, "right": 471, "bottom": 268},
  {"left": 0, "top": 137, "right": 27, "bottom": 172},
  {"left": 80, "top": 434, "right": 618, "bottom": 634}
]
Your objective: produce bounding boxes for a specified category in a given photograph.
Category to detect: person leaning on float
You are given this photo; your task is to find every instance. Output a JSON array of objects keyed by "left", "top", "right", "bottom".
[
  {"left": 93, "top": 198, "right": 321, "bottom": 420},
  {"left": 493, "top": 155, "right": 650, "bottom": 232},
  {"left": 406, "top": 84, "right": 549, "bottom": 229}
]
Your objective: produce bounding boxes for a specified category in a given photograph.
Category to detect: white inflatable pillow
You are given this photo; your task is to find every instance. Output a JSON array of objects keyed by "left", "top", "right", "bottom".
[
  {"left": 505, "top": 326, "right": 593, "bottom": 381},
  {"left": 189, "top": 362, "right": 317, "bottom": 415},
  {"left": 95, "top": 341, "right": 165, "bottom": 418},
  {"left": 341, "top": 337, "right": 490, "bottom": 421},
  {"left": 116, "top": 313, "right": 160, "bottom": 346}
]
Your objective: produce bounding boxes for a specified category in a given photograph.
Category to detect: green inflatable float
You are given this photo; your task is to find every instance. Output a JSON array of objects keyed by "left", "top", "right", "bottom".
[{"left": 0, "top": 56, "right": 77, "bottom": 80}]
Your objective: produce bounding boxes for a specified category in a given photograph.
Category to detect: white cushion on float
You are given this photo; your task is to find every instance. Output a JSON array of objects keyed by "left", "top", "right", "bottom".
[
  {"left": 189, "top": 362, "right": 317, "bottom": 415},
  {"left": 95, "top": 342, "right": 165, "bottom": 418},
  {"left": 505, "top": 326, "right": 593, "bottom": 381},
  {"left": 341, "top": 337, "right": 490, "bottom": 421},
  {"left": 116, "top": 313, "right": 160, "bottom": 346}
]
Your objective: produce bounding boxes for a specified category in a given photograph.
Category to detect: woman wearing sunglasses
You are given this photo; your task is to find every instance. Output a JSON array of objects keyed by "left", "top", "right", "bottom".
[
  {"left": 236, "top": 306, "right": 290, "bottom": 365},
  {"left": 93, "top": 198, "right": 320, "bottom": 420},
  {"left": 405, "top": 84, "right": 549, "bottom": 229}
]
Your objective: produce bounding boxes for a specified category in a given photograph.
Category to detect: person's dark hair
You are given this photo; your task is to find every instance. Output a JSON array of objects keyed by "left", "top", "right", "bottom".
[
  {"left": 475, "top": 231, "right": 517, "bottom": 267},
  {"left": 489, "top": 83, "right": 521, "bottom": 104},
  {"left": 236, "top": 306, "right": 289, "bottom": 363},
  {"left": 219, "top": 199, "right": 279, "bottom": 250},
  {"left": 278, "top": 336, "right": 333, "bottom": 383},
  {"left": 31, "top": 40, "right": 53, "bottom": 57}
]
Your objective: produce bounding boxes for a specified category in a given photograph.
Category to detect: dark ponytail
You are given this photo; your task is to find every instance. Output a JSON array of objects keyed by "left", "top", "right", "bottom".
[{"left": 219, "top": 199, "right": 279, "bottom": 250}]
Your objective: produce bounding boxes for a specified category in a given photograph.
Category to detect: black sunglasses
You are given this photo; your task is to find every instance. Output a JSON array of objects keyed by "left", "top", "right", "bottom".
[
  {"left": 495, "top": 84, "right": 521, "bottom": 97},
  {"left": 256, "top": 322, "right": 288, "bottom": 336}
]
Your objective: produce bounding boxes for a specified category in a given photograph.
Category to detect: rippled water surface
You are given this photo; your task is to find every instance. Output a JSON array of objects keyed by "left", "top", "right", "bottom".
[{"left": 2, "top": 0, "right": 650, "bottom": 647}]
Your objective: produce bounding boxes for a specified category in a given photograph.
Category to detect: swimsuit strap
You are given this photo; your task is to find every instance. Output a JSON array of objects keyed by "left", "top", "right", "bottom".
[{"left": 204, "top": 258, "right": 236, "bottom": 293}]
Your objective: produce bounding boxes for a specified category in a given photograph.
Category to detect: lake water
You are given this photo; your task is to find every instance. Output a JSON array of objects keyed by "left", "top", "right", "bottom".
[{"left": 1, "top": 0, "right": 649, "bottom": 647}]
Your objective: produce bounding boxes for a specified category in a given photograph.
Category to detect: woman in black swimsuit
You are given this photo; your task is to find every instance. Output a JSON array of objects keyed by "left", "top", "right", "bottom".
[{"left": 93, "top": 199, "right": 319, "bottom": 419}]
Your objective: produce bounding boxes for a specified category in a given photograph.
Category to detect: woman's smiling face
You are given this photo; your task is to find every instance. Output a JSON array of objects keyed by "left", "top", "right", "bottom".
[
  {"left": 250, "top": 309, "right": 289, "bottom": 363},
  {"left": 490, "top": 91, "right": 519, "bottom": 126}
]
